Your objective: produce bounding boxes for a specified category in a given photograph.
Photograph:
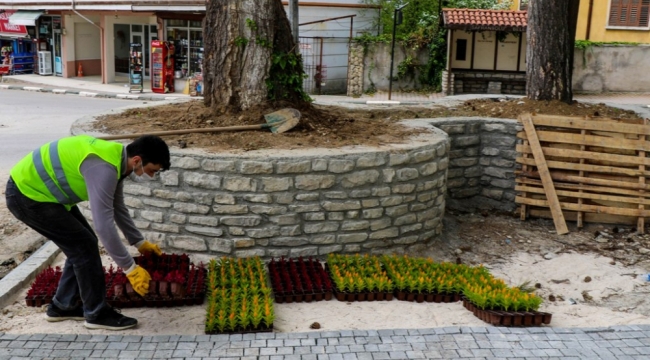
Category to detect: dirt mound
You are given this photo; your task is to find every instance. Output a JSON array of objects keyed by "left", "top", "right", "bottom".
[{"left": 94, "top": 98, "right": 643, "bottom": 152}]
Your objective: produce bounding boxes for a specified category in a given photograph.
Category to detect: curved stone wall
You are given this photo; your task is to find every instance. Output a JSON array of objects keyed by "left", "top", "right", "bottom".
[{"left": 80, "top": 120, "right": 450, "bottom": 258}]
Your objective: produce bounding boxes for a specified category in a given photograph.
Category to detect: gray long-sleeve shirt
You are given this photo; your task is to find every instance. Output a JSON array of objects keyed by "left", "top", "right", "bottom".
[{"left": 79, "top": 150, "right": 143, "bottom": 270}]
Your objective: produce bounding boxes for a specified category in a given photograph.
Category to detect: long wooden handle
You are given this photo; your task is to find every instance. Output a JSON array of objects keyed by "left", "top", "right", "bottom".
[{"left": 97, "top": 124, "right": 267, "bottom": 140}]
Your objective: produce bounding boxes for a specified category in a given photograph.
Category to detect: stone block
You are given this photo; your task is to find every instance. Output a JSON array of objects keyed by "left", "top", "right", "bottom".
[
  {"left": 304, "top": 222, "right": 340, "bottom": 234},
  {"left": 438, "top": 124, "right": 466, "bottom": 135},
  {"left": 169, "top": 236, "right": 207, "bottom": 251},
  {"left": 380, "top": 196, "right": 403, "bottom": 207},
  {"left": 389, "top": 153, "right": 410, "bottom": 166},
  {"left": 188, "top": 216, "right": 220, "bottom": 227},
  {"left": 454, "top": 135, "right": 480, "bottom": 147},
  {"left": 483, "top": 123, "right": 507, "bottom": 132},
  {"left": 134, "top": 221, "right": 150, "bottom": 229},
  {"left": 412, "top": 149, "right": 436, "bottom": 163},
  {"left": 124, "top": 184, "right": 152, "bottom": 196},
  {"left": 341, "top": 220, "right": 370, "bottom": 231},
  {"left": 183, "top": 173, "right": 221, "bottom": 189},
  {"left": 277, "top": 161, "right": 311, "bottom": 174},
  {"left": 229, "top": 227, "right": 246, "bottom": 236},
  {"left": 289, "top": 204, "right": 322, "bottom": 213},
  {"left": 392, "top": 184, "right": 416, "bottom": 194},
  {"left": 450, "top": 158, "right": 479, "bottom": 168},
  {"left": 260, "top": 178, "right": 293, "bottom": 192},
  {"left": 192, "top": 193, "right": 214, "bottom": 205},
  {"left": 223, "top": 177, "right": 256, "bottom": 192},
  {"left": 267, "top": 249, "right": 290, "bottom": 257},
  {"left": 151, "top": 224, "right": 180, "bottom": 233},
  {"left": 328, "top": 160, "right": 355, "bottom": 173},
  {"left": 309, "top": 235, "right": 336, "bottom": 244},
  {"left": 356, "top": 154, "right": 386, "bottom": 168},
  {"left": 419, "top": 163, "right": 438, "bottom": 176},
  {"left": 269, "top": 214, "right": 300, "bottom": 225},
  {"left": 344, "top": 244, "right": 362, "bottom": 253},
  {"left": 484, "top": 167, "right": 510, "bottom": 179},
  {"left": 303, "top": 212, "right": 326, "bottom": 221},
  {"left": 491, "top": 179, "right": 515, "bottom": 189},
  {"left": 349, "top": 190, "right": 371, "bottom": 198},
  {"left": 321, "top": 201, "right": 361, "bottom": 211},
  {"left": 369, "top": 228, "right": 399, "bottom": 240},
  {"left": 385, "top": 205, "right": 409, "bottom": 218},
  {"left": 295, "top": 175, "right": 336, "bottom": 190},
  {"left": 201, "top": 159, "right": 236, "bottom": 172},
  {"left": 160, "top": 171, "right": 179, "bottom": 186},
  {"left": 328, "top": 212, "right": 345, "bottom": 221},
  {"left": 370, "top": 218, "right": 391, "bottom": 231},
  {"left": 346, "top": 211, "right": 359, "bottom": 219},
  {"left": 169, "top": 214, "right": 187, "bottom": 224},
  {"left": 171, "top": 156, "right": 200, "bottom": 169},
  {"left": 207, "top": 238, "right": 233, "bottom": 254},
  {"left": 153, "top": 190, "right": 193, "bottom": 202},
  {"left": 396, "top": 168, "right": 419, "bottom": 181},
  {"left": 341, "top": 170, "right": 380, "bottom": 188},
  {"left": 246, "top": 227, "right": 281, "bottom": 239},
  {"left": 240, "top": 161, "right": 274, "bottom": 174},
  {"left": 214, "top": 193, "right": 236, "bottom": 205},
  {"left": 270, "top": 238, "right": 309, "bottom": 247},
  {"left": 234, "top": 238, "right": 255, "bottom": 248},
  {"left": 319, "top": 245, "right": 343, "bottom": 255},
  {"left": 394, "top": 214, "right": 417, "bottom": 226},
  {"left": 290, "top": 247, "right": 319, "bottom": 257},
  {"left": 324, "top": 191, "right": 348, "bottom": 199},
  {"left": 362, "top": 199, "right": 380, "bottom": 208},
  {"left": 296, "top": 193, "right": 320, "bottom": 201},
  {"left": 464, "top": 166, "right": 483, "bottom": 178},
  {"left": 400, "top": 223, "right": 423, "bottom": 234},
  {"left": 394, "top": 236, "right": 419, "bottom": 245},
  {"left": 275, "top": 193, "right": 295, "bottom": 204},
  {"left": 143, "top": 199, "right": 172, "bottom": 208},
  {"left": 140, "top": 211, "right": 164, "bottom": 223},
  {"left": 372, "top": 187, "right": 391, "bottom": 197},
  {"left": 312, "top": 159, "right": 328, "bottom": 171},
  {"left": 382, "top": 169, "right": 396, "bottom": 183},
  {"left": 250, "top": 206, "right": 287, "bottom": 215},
  {"left": 124, "top": 197, "right": 144, "bottom": 209},
  {"left": 482, "top": 148, "right": 500, "bottom": 156},
  {"left": 220, "top": 216, "right": 262, "bottom": 227},
  {"left": 186, "top": 226, "right": 223, "bottom": 237},
  {"left": 491, "top": 158, "right": 515, "bottom": 168},
  {"left": 482, "top": 188, "right": 504, "bottom": 200},
  {"left": 363, "top": 208, "right": 384, "bottom": 219},
  {"left": 213, "top": 205, "right": 249, "bottom": 214}
]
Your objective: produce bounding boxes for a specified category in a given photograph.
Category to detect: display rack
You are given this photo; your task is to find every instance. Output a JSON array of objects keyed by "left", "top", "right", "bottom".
[{"left": 129, "top": 43, "right": 143, "bottom": 93}]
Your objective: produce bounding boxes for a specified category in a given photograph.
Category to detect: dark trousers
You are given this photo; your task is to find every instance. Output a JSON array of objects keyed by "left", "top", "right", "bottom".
[{"left": 5, "top": 177, "right": 106, "bottom": 320}]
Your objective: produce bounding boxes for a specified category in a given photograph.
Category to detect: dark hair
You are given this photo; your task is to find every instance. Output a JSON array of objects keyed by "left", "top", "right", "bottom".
[{"left": 126, "top": 135, "right": 171, "bottom": 170}]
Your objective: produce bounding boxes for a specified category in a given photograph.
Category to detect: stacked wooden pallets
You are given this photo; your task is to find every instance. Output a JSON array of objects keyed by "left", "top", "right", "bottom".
[{"left": 515, "top": 113, "right": 650, "bottom": 234}]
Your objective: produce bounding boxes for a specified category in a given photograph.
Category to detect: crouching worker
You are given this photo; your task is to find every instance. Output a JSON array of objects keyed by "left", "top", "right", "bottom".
[{"left": 5, "top": 135, "right": 170, "bottom": 330}]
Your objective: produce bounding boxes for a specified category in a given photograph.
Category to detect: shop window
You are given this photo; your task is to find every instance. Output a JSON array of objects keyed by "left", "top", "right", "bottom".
[
  {"left": 165, "top": 20, "right": 204, "bottom": 79},
  {"left": 456, "top": 39, "right": 467, "bottom": 61},
  {"left": 609, "top": 0, "right": 650, "bottom": 27}
]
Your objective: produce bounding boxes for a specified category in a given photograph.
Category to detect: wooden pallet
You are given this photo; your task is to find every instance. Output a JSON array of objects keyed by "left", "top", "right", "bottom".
[{"left": 515, "top": 113, "right": 650, "bottom": 233}]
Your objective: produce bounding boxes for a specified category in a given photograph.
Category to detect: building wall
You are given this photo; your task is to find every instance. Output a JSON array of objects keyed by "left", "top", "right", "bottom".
[
  {"left": 573, "top": 44, "right": 650, "bottom": 92},
  {"left": 62, "top": 14, "right": 101, "bottom": 78},
  {"left": 102, "top": 13, "right": 156, "bottom": 83}
]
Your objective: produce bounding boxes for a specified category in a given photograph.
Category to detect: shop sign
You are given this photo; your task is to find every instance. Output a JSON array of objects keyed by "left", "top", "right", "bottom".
[{"left": 0, "top": 11, "right": 28, "bottom": 35}]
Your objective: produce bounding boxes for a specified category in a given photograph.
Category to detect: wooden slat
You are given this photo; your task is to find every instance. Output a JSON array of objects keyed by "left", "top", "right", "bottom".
[
  {"left": 516, "top": 196, "right": 650, "bottom": 217},
  {"left": 515, "top": 144, "right": 650, "bottom": 167},
  {"left": 515, "top": 185, "right": 650, "bottom": 207},
  {"left": 516, "top": 177, "right": 650, "bottom": 199},
  {"left": 639, "top": 118, "right": 647, "bottom": 233},
  {"left": 517, "top": 131, "right": 650, "bottom": 152},
  {"left": 578, "top": 129, "right": 587, "bottom": 228},
  {"left": 520, "top": 138, "right": 531, "bottom": 221},
  {"left": 519, "top": 113, "right": 569, "bottom": 235},
  {"left": 517, "top": 170, "right": 650, "bottom": 190},
  {"left": 529, "top": 114, "right": 650, "bottom": 136},
  {"left": 528, "top": 208, "right": 638, "bottom": 226},
  {"left": 517, "top": 157, "right": 650, "bottom": 177}
]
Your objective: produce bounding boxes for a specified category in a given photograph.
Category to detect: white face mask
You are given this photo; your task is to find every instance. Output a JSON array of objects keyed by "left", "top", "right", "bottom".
[{"left": 129, "top": 161, "right": 155, "bottom": 182}]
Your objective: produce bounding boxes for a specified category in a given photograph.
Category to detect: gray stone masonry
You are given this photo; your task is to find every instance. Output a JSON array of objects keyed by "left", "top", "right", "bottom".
[
  {"left": 80, "top": 121, "right": 450, "bottom": 258},
  {"left": 451, "top": 71, "right": 527, "bottom": 96},
  {"left": 426, "top": 118, "right": 521, "bottom": 213}
]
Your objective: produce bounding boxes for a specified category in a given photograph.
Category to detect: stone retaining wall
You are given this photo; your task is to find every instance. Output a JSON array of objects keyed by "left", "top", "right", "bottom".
[
  {"left": 82, "top": 122, "right": 450, "bottom": 258},
  {"left": 425, "top": 118, "right": 521, "bottom": 212}
]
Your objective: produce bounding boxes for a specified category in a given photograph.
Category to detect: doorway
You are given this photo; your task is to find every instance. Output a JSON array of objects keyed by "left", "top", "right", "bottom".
[
  {"left": 53, "top": 30, "right": 62, "bottom": 76},
  {"left": 114, "top": 23, "right": 157, "bottom": 78}
]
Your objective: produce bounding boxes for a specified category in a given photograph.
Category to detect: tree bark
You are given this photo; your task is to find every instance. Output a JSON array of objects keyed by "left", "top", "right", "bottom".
[
  {"left": 526, "top": 0, "right": 580, "bottom": 104},
  {"left": 203, "top": 0, "right": 307, "bottom": 113}
]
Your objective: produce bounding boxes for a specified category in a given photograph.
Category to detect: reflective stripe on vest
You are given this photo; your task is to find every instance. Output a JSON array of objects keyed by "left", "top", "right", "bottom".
[{"left": 31, "top": 140, "right": 83, "bottom": 205}]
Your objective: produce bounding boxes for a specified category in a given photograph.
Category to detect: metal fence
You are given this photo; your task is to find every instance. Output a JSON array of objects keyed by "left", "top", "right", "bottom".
[{"left": 299, "top": 36, "right": 351, "bottom": 95}]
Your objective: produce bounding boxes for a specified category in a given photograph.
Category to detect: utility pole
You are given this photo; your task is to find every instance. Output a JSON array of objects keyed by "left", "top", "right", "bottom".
[
  {"left": 289, "top": 0, "right": 299, "bottom": 53},
  {"left": 388, "top": 3, "right": 408, "bottom": 101}
]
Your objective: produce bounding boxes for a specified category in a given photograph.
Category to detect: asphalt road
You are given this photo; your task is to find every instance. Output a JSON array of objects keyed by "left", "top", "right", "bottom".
[{"left": 0, "top": 90, "right": 145, "bottom": 172}]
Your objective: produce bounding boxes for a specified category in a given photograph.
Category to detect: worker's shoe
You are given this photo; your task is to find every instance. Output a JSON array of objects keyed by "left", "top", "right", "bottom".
[
  {"left": 45, "top": 303, "right": 85, "bottom": 322},
  {"left": 84, "top": 306, "right": 137, "bottom": 331}
]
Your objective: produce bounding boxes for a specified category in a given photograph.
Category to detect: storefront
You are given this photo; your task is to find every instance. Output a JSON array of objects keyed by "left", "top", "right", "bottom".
[
  {"left": 0, "top": 10, "right": 37, "bottom": 74},
  {"left": 35, "top": 15, "right": 63, "bottom": 75},
  {"left": 161, "top": 14, "right": 204, "bottom": 92}
]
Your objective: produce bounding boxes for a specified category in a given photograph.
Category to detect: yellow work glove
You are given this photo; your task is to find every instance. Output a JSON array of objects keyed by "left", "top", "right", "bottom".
[
  {"left": 136, "top": 240, "right": 162, "bottom": 256},
  {"left": 125, "top": 264, "right": 151, "bottom": 297}
]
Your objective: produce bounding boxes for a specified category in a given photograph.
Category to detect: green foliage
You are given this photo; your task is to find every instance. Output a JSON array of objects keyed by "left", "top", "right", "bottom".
[
  {"left": 266, "top": 51, "right": 312, "bottom": 102},
  {"left": 233, "top": 36, "right": 248, "bottom": 47},
  {"left": 245, "top": 18, "right": 258, "bottom": 31},
  {"left": 357, "top": 0, "right": 514, "bottom": 91},
  {"left": 574, "top": 40, "right": 639, "bottom": 50},
  {"left": 255, "top": 37, "right": 272, "bottom": 48}
]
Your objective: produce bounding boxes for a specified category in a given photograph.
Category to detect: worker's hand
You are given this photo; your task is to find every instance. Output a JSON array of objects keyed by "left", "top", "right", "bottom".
[
  {"left": 125, "top": 265, "right": 151, "bottom": 297},
  {"left": 136, "top": 240, "right": 162, "bottom": 256}
]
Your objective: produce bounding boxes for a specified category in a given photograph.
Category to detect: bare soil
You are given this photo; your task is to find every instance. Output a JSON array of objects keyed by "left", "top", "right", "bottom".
[{"left": 93, "top": 98, "right": 642, "bottom": 152}]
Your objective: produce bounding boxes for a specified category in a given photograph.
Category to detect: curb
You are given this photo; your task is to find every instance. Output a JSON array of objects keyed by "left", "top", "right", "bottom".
[
  {"left": 0, "top": 84, "right": 199, "bottom": 102},
  {"left": 0, "top": 240, "right": 60, "bottom": 309}
]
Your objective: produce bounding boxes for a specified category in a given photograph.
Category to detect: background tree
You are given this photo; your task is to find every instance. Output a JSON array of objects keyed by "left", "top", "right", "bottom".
[
  {"left": 203, "top": 0, "right": 310, "bottom": 113},
  {"left": 526, "top": 0, "right": 580, "bottom": 103}
]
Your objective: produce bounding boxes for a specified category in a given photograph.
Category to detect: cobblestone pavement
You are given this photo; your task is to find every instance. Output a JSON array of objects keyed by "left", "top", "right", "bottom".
[{"left": 2, "top": 325, "right": 650, "bottom": 359}]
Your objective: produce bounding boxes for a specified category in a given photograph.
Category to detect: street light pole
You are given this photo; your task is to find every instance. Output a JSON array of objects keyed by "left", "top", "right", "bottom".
[
  {"left": 388, "top": 3, "right": 408, "bottom": 101},
  {"left": 289, "top": 0, "right": 299, "bottom": 53}
]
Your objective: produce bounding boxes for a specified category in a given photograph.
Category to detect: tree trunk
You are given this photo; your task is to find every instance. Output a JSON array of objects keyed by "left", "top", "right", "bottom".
[
  {"left": 526, "top": 0, "right": 580, "bottom": 104},
  {"left": 203, "top": 0, "right": 307, "bottom": 113}
]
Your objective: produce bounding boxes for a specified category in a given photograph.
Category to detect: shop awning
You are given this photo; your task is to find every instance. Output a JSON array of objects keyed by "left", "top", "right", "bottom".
[
  {"left": 0, "top": 10, "right": 28, "bottom": 38},
  {"left": 8, "top": 10, "right": 43, "bottom": 26}
]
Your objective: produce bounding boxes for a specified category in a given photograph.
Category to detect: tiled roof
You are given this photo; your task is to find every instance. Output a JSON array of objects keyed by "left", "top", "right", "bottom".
[{"left": 442, "top": 8, "right": 527, "bottom": 31}]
